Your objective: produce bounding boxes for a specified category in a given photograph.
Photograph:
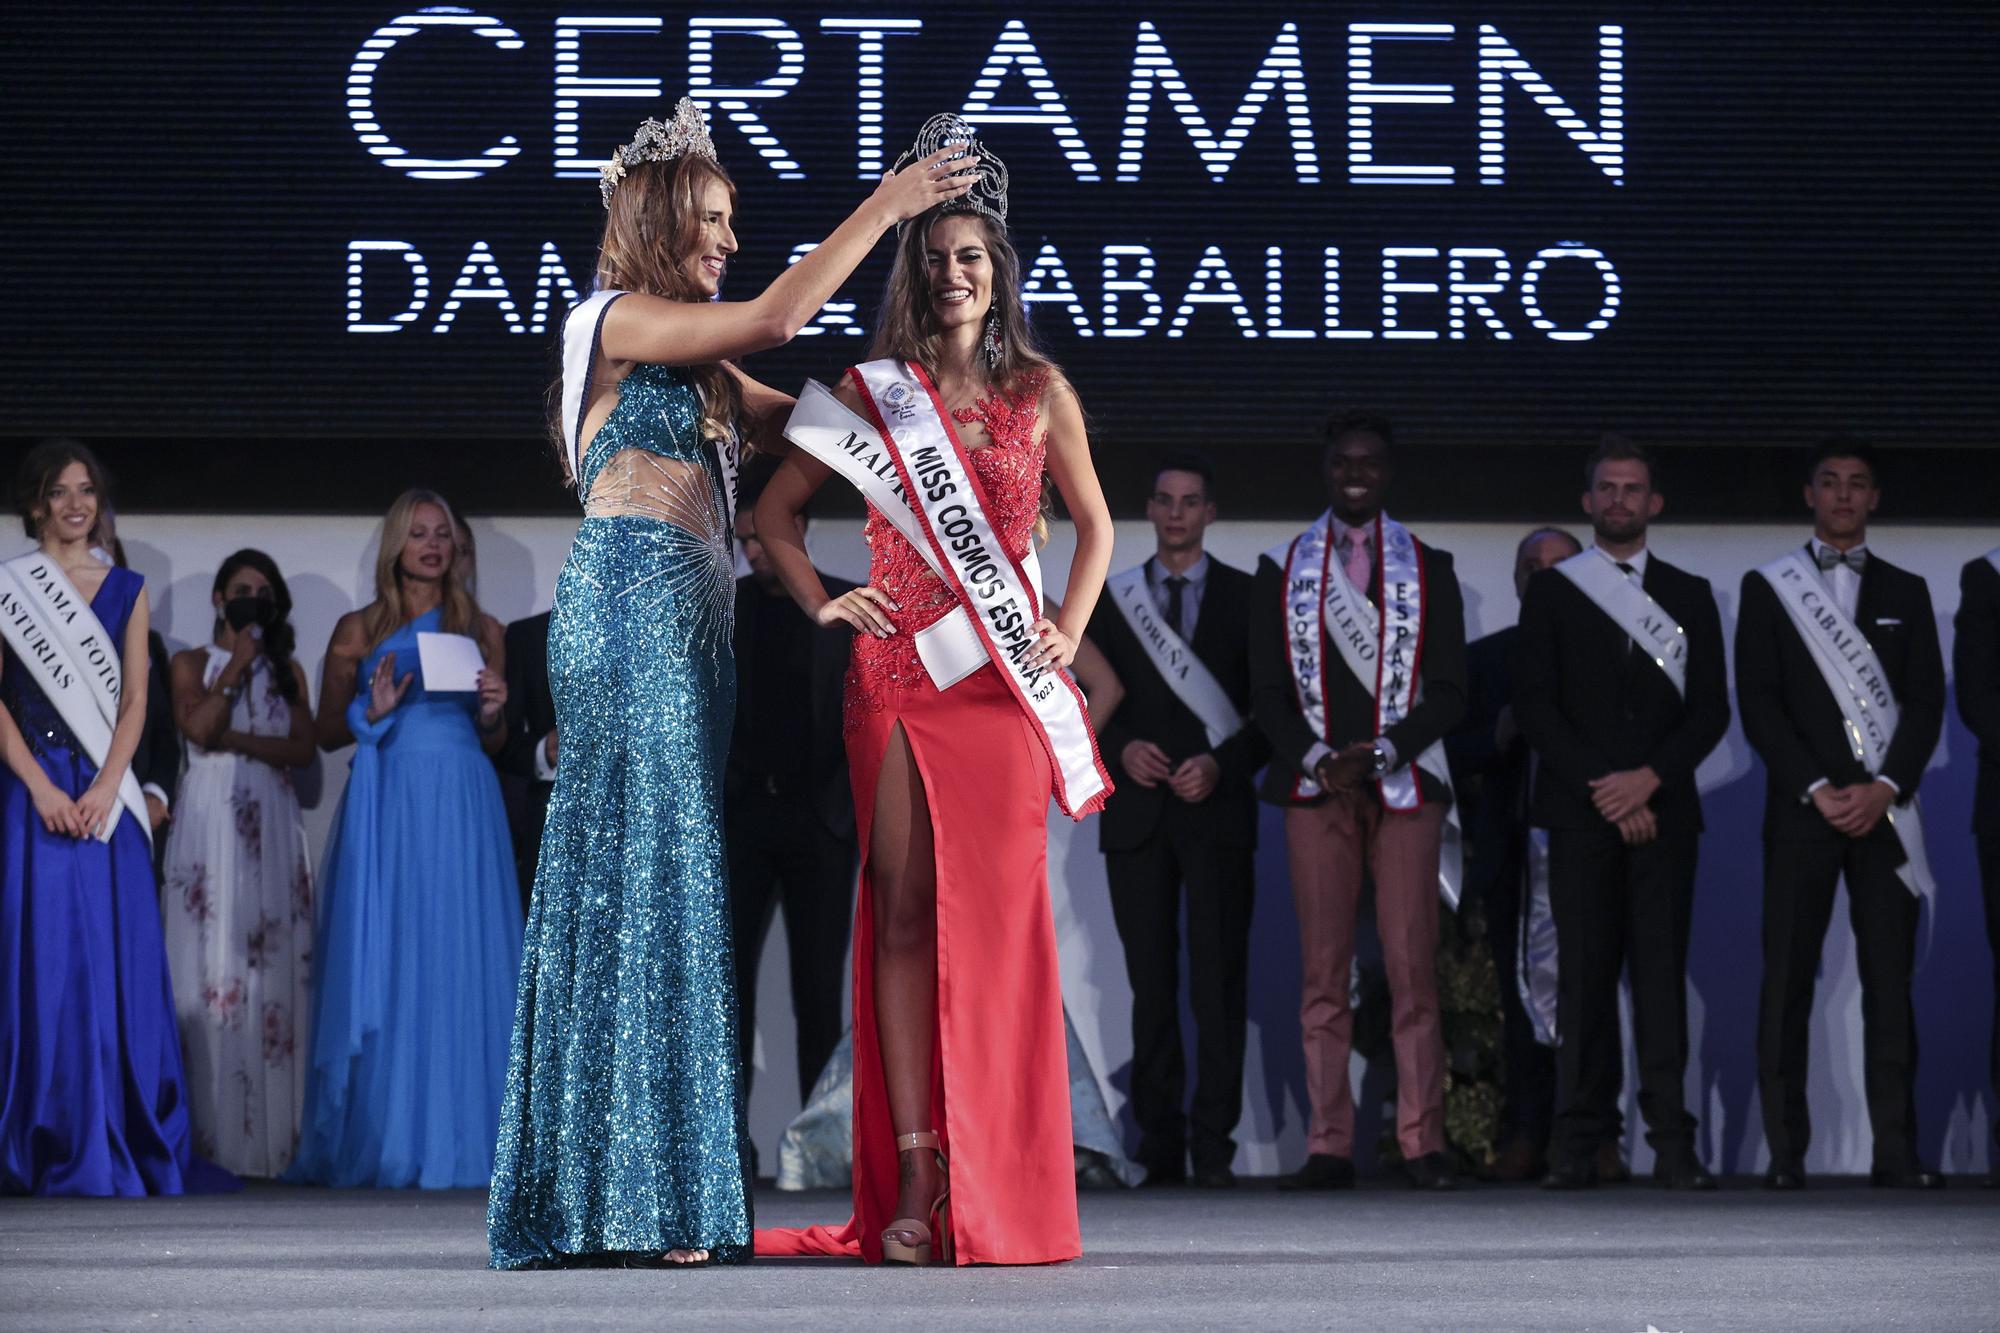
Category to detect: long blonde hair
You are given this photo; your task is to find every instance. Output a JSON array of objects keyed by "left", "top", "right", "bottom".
[
  {"left": 552, "top": 152, "right": 745, "bottom": 476},
  {"left": 362, "top": 488, "right": 482, "bottom": 652}
]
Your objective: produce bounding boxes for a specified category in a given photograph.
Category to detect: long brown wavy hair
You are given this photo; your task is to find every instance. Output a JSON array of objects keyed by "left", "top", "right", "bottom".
[
  {"left": 553, "top": 152, "right": 745, "bottom": 479},
  {"left": 362, "top": 488, "right": 482, "bottom": 652},
  {"left": 869, "top": 208, "right": 1060, "bottom": 398},
  {"left": 871, "top": 208, "right": 1067, "bottom": 540}
]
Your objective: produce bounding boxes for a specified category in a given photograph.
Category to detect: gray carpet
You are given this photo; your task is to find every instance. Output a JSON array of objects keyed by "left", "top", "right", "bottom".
[{"left": 3, "top": 1181, "right": 1997, "bottom": 1330}]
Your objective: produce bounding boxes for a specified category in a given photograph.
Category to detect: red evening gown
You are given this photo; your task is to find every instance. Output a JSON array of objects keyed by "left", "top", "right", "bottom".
[{"left": 755, "top": 367, "right": 1087, "bottom": 1265}]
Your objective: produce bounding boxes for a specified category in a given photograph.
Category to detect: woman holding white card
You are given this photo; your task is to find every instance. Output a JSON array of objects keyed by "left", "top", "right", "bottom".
[{"left": 290, "top": 487, "right": 522, "bottom": 1189}]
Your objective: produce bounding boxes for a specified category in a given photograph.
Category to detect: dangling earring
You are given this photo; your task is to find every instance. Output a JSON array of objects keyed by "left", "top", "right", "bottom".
[{"left": 981, "top": 309, "right": 1002, "bottom": 370}]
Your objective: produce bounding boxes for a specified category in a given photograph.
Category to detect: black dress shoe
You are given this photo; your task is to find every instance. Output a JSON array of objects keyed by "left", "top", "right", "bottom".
[
  {"left": 1870, "top": 1165, "right": 1946, "bottom": 1189},
  {"left": 1278, "top": 1154, "right": 1357, "bottom": 1191},
  {"left": 1763, "top": 1164, "right": 1807, "bottom": 1191},
  {"left": 1404, "top": 1152, "right": 1458, "bottom": 1191},
  {"left": 1191, "top": 1163, "right": 1238, "bottom": 1190},
  {"left": 1654, "top": 1158, "right": 1718, "bottom": 1191},
  {"left": 1138, "top": 1165, "right": 1186, "bottom": 1188},
  {"left": 1541, "top": 1161, "right": 1598, "bottom": 1191}
]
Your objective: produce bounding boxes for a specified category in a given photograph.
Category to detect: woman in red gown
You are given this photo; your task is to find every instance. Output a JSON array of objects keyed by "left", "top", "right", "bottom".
[{"left": 753, "top": 119, "right": 1114, "bottom": 1266}]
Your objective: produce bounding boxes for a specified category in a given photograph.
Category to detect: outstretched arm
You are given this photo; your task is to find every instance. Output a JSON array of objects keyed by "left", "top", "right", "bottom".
[{"left": 599, "top": 148, "right": 977, "bottom": 369}]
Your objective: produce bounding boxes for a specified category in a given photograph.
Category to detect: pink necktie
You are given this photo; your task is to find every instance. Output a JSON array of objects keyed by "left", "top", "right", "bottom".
[{"left": 1341, "top": 529, "right": 1373, "bottom": 593}]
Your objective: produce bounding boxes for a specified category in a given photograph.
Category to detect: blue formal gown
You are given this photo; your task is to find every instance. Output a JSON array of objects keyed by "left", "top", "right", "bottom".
[
  {"left": 0, "top": 566, "right": 233, "bottom": 1196},
  {"left": 488, "top": 362, "right": 751, "bottom": 1268},
  {"left": 289, "top": 608, "right": 523, "bottom": 1188}
]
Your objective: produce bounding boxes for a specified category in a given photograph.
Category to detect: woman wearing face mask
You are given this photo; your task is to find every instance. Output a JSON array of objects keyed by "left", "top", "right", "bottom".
[
  {"left": 0, "top": 442, "right": 232, "bottom": 1196},
  {"left": 159, "top": 549, "right": 316, "bottom": 1177},
  {"left": 290, "top": 487, "right": 522, "bottom": 1189},
  {"left": 754, "top": 117, "right": 1115, "bottom": 1266}
]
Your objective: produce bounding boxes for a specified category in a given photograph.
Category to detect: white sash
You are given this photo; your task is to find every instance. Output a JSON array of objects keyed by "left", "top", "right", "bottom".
[
  {"left": 1518, "top": 825, "right": 1559, "bottom": 1046},
  {"left": 1104, "top": 563, "right": 1243, "bottom": 748},
  {"left": 0, "top": 554, "right": 151, "bottom": 845},
  {"left": 843, "top": 358, "right": 1110, "bottom": 818},
  {"left": 1757, "top": 550, "right": 1935, "bottom": 899},
  {"left": 1273, "top": 511, "right": 1461, "bottom": 906},
  {"left": 560, "top": 288, "right": 740, "bottom": 538},
  {"left": 784, "top": 376, "right": 1043, "bottom": 692},
  {"left": 1555, "top": 549, "right": 1689, "bottom": 696}
]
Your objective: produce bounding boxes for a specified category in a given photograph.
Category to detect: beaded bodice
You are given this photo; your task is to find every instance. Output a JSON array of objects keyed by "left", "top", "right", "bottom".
[{"left": 849, "top": 367, "right": 1050, "bottom": 720}]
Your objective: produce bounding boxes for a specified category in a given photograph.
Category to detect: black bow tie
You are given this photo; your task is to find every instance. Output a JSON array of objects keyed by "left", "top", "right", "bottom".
[{"left": 1817, "top": 546, "right": 1867, "bottom": 573}]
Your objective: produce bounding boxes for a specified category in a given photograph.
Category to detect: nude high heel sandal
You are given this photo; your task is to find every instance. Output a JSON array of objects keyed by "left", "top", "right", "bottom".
[{"left": 881, "top": 1130, "right": 952, "bottom": 1266}]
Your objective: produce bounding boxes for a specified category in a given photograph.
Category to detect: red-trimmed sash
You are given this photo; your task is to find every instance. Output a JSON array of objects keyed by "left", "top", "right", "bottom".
[
  {"left": 847, "top": 358, "right": 1111, "bottom": 819},
  {"left": 1269, "top": 510, "right": 1459, "bottom": 904}
]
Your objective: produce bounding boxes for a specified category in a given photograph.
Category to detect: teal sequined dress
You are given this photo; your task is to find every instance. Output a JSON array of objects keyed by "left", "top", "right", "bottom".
[{"left": 488, "top": 360, "right": 751, "bottom": 1268}]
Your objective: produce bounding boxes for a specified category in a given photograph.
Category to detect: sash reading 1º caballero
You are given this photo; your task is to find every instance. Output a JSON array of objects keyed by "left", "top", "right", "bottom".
[{"left": 1757, "top": 550, "right": 1934, "bottom": 899}]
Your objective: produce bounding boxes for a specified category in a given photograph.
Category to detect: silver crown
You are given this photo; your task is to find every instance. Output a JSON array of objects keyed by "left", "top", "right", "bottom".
[
  {"left": 600, "top": 97, "right": 719, "bottom": 208},
  {"left": 891, "top": 113, "right": 1008, "bottom": 235}
]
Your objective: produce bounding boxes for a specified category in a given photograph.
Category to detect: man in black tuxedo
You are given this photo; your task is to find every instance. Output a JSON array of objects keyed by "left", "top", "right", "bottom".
[
  {"left": 1514, "top": 437, "right": 1729, "bottom": 1190},
  {"left": 1738, "top": 440, "right": 1946, "bottom": 1189},
  {"left": 725, "top": 457, "right": 858, "bottom": 1109},
  {"left": 1447, "top": 526, "right": 1579, "bottom": 1182},
  {"left": 1956, "top": 543, "right": 2000, "bottom": 1187},
  {"left": 134, "top": 628, "right": 181, "bottom": 872},
  {"left": 1086, "top": 452, "right": 1266, "bottom": 1189},
  {"left": 1252, "top": 412, "right": 1468, "bottom": 1192},
  {"left": 498, "top": 610, "right": 557, "bottom": 916}
]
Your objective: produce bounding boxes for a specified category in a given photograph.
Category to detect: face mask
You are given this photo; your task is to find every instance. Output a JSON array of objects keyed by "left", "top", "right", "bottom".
[{"left": 223, "top": 596, "right": 276, "bottom": 631}]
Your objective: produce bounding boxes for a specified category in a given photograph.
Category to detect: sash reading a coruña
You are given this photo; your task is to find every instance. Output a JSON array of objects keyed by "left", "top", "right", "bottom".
[
  {"left": 559, "top": 288, "right": 741, "bottom": 537},
  {"left": 845, "top": 357, "right": 1110, "bottom": 819},
  {"left": 1757, "top": 550, "right": 1935, "bottom": 899},
  {"left": 0, "top": 554, "right": 151, "bottom": 845},
  {"left": 784, "top": 376, "right": 1044, "bottom": 692},
  {"left": 1270, "top": 511, "right": 1461, "bottom": 906},
  {"left": 1103, "top": 563, "right": 1243, "bottom": 748},
  {"left": 1554, "top": 548, "right": 1688, "bottom": 695}
]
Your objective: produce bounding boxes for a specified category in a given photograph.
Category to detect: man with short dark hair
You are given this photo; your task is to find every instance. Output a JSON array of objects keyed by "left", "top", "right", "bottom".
[
  {"left": 1252, "top": 412, "right": 1467, "bottom": 1191},
  {"left": 1737, "top": 440, "right": 1945, "bottom": 1189},
  {"left": 1087, "top": 452, "right": 1265, "bottom": 1188},
  {"left": 1514, "top": 438, "right": 1729, "bottom": 1190},
  {"left": 1955, "top": 535, "right": 2000, "bottom": 1189},
  {"left": 1448, "top": 525, "right": 1581, "bottom": 1181}
]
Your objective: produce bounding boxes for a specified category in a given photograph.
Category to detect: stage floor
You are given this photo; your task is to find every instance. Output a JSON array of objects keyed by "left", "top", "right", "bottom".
[{"left": 4, "top": 1180, "right": 1996, "bottom": 1329}]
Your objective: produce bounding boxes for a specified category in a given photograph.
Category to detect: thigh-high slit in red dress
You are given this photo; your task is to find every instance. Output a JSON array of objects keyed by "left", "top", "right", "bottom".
[{"left": 754, "top": 368, "right": 1089, "bottom": 1265}]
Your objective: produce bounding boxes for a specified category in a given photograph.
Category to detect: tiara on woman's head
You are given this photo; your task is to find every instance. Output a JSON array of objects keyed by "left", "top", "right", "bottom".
[
  {"left": 600, "top": 97, "right": 719, "bottom": 208},
  {"left": 892, "top": 113, "right": 1009, "bottom": 235}
]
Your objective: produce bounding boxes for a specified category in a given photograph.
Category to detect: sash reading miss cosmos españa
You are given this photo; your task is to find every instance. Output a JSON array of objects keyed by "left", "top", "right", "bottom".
[{"left": 794, "top": 357, "right": 1110, "bottom": 819}]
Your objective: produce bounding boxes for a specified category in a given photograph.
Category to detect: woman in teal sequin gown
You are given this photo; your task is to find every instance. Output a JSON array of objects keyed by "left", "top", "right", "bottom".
[{"left": 486, "top": 101, "right": 980, "bottom": 1269}]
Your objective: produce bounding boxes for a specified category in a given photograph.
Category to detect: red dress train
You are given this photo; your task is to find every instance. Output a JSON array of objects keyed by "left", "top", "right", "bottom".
[{"left": 754, "top": 369, "right": 1083, "bottom": 1265}]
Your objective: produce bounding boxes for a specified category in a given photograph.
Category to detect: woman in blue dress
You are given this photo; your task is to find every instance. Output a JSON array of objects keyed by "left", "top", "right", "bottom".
[
  {"left": 486, "top": 98, "right": 976, "bottom": 1269},
  {"left": 0, "top": 443, "right": 229, "bottom": 1196},
  {"left": 291, "top": 487, "right": 522, "bottom": 1188}
]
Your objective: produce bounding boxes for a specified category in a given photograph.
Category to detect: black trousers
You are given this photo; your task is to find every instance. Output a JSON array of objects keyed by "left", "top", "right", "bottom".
[
  {"left": 1479, "top": 834, "right": 1556, "bottom": 1146},
  {"left": 1758, "top": 816, "right": 1923, "bottom": 1171},
  {"left": 725, "top": 785, "right": 857, "bottom": 1107},
  {"left": 1547, "top": 826, "right": 1699, "bottom": 1165},
  {"left": 1105, "top": 817, "right": 1254, "bottom": 1174}
]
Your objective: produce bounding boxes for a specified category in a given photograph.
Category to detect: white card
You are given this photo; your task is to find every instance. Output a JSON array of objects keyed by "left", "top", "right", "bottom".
[{"left": 415, "top": 631, "right": 485, "bottom": 693}]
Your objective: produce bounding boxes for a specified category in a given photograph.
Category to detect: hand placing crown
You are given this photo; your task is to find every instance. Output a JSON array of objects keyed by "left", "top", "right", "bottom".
[
  {"left": 891, "top": 114, "right": 1008, "bottom": 235},
  {"left": 600, "top": 97, "right": 719, "bottom": 208}
]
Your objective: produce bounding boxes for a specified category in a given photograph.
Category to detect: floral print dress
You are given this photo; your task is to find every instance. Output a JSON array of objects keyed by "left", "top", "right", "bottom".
[{"left": 160, "top": 648, "right": 314, "bottom": 1177}]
